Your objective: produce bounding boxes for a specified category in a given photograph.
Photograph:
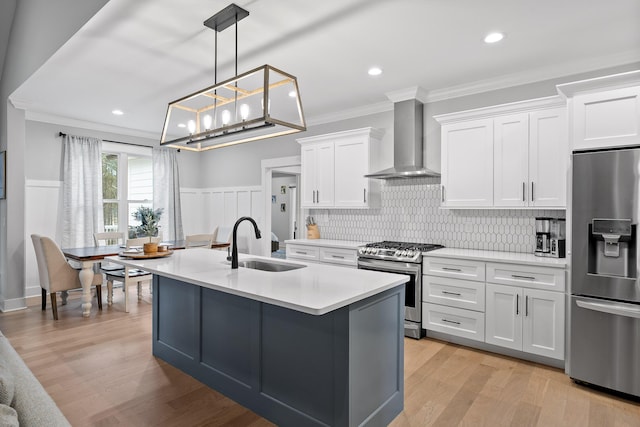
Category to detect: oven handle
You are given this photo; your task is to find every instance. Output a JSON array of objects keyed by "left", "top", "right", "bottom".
[
  {"left": 357, "top": 258, "right": 421, "bottom": 275},
  {"left": 576, "top": 299, "right": 640, "bottom": 319}
]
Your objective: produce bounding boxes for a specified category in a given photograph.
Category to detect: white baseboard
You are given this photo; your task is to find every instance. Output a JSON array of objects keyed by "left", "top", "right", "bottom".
[{"left": 0, "top": 297, "right": 27, "bottom": 312}]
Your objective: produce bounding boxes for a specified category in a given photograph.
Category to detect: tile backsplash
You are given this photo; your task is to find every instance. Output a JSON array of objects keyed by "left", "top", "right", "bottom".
[{"left": 309, "top": 177, "right": 565, "bottom": 253}]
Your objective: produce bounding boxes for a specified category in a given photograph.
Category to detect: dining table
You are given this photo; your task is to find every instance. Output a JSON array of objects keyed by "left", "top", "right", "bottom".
[{"left": 62, "top": 239, "right": 231, "bottom": 317}]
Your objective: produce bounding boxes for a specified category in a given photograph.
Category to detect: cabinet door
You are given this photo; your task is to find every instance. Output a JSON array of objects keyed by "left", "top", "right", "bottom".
[
  {"left": 300, "top": 144, "right": 318, "bottom": 207},
  {"left": 441, "top": 119, "right": 494, "bottom": 207},
  {"left": 485, "top": 283, "right": 522, "bottom": 351},
  {"left": 573, "top": 86, "right": 640, "bottom": 151},
  {"left": 493, "top": 113, "right": 529, "bottom": 207},
  {"left": 529, "top": 108, "right": 567, "bottom": 207},
  {"left": 315, "top": 142, "right": 335, "bottom": 207},
  {"left": 334, "top": 135, "right": 369, "bottom": 207},
  {"left": 522, "top": 288, "right": 564, "bottom": 360}
]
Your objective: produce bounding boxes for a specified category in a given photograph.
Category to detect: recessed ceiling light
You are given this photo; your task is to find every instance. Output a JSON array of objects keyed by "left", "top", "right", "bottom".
[
  {"left": 484, "top": 32, "right": 504, "bottom": 44},
  {"left": 112, "top": 109, "right": 124, "bottom": 115},
  {"left": 368, "top": 67, "right": 382, "bottom": 76},
  {"left": 288, "top": 90, "right": 297, "bottom": 98},
  {"left": 177, "top": 123, "right": 186, "bottom": 128}
]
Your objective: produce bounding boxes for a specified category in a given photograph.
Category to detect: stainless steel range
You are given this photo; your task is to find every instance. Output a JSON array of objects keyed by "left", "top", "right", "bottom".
[{"left": 357, "top": 241, "right": 444, "bottom": 339}]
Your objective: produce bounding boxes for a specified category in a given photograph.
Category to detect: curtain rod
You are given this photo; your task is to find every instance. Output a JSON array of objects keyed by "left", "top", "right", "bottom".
[{"left": 57, "top": 132, "right": 154, "bottom": 149}]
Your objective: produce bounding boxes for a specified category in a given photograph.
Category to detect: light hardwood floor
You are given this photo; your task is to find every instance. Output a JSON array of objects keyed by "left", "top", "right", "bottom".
[{"left": 1, "top": 289, "right": 639, "bottom": 426}]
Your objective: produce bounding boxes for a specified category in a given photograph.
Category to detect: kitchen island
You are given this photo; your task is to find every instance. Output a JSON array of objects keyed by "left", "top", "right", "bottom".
[{"left": 107, "top": 248, "right": 408, "bottom": 427}]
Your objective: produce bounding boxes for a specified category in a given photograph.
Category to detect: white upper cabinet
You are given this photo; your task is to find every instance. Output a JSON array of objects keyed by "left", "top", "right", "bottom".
[
  {"left": 493, "top": 113, "right": 529, "bottom": 207},
  {"left": 298, "top": 128, "right": 383, "bottom": 209},
  {"left": 440, "top": 119, "right": 494, "bottom": 207},
  {"left": 435, "top": 97, "right": 568, "bottom": 209},
  {"left": 557, "top": 70, "right": 640, "bottom": 151}
]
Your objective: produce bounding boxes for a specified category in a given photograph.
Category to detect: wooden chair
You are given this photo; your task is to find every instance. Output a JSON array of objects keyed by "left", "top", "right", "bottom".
[
  {"left": 185, "top": 234, "right": 215, "bottom": 248},
  {"left": 31, "top": 234, "right": 103, "bottom": 320},
  {"left": 104, "top": 237, "right": 158, "bottom": 311},
  {"left": 94, "top": 231, "right": 126, "bottom": 273}
]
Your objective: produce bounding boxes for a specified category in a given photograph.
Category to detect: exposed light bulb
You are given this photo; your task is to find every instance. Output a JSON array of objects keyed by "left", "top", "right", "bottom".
[
  {"left": 221, "top": 109, "right": 231, "bottom": 125},
  {"left": 260, "top": 98, "right": 271, "bottom": 114},
  {"left": 203, "top": 114, "right": 212, "bottom": 130},
  {"left": 240, "top": 104, "right": 250, "bottom": 121},
  {"left": 187, "top": 120, "right": 196, "bottom": 134},
  {"left": 288, "top": 90, "right": 297, "bottom": 98},
  {"left": 177, "top": 123, "right": 186, "bottom": 128}
]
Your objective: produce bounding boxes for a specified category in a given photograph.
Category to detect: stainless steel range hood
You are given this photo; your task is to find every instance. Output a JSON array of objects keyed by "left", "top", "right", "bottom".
[{"left": 365, "top": 91, "right": 440, "bottom": 179}]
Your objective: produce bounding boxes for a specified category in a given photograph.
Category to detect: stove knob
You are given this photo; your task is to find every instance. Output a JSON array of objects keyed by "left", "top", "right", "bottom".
[
  {"left": 367, "top": 247, "right": 375, "bottom": 254},
  {"left": 399, "top": 250, "right": 406, "bottom": 257},
  {"left": 369, "top": 248, "right": 377, "bottom": 255},
  {"left": 405, "top": 250, "right": 414, "bottom": 258},
  {"left": 394, "top": 250, "right": 402, "bottom": 257}
]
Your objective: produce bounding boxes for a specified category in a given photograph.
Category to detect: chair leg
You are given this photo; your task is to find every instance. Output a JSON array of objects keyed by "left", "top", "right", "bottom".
[
  {"left": 107, "top": 279, "right": 113, "bottom": 306},
  {"left": 137, "top": 283, "right": 142, "bottom": 301},
  {"left": 61, "top": 290, "right": 68, "bottom": 305},
  {"left": 41, "top": 288, "right": 47, "bottom": 311},
  {"left": 50, "top": 292, "right": 58, "bottom": 320},
  {"left": 96, "top": 285, "right": 103, "bottom": 310}
]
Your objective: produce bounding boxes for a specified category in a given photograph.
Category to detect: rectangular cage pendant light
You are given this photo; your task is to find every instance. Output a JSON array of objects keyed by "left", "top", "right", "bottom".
[{"left": 159, "top": 5, "right": 306, "bottom": 151}]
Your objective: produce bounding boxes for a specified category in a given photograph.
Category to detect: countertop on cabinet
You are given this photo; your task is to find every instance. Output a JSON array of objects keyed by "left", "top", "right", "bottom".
[
  {"left": 424, "top": 248, "right": 567, "bottom": 268},
  {"left": 106, "top": 248, "right": 407, "bottom": 315},
  {"left": 284, "top": 239, "right": 368, "bottom": 249}
]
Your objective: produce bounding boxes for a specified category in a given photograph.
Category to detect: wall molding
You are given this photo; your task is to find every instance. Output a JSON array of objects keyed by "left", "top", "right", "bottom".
[{"left": 0, "top": 297, "right": 27, "bottom": 312}]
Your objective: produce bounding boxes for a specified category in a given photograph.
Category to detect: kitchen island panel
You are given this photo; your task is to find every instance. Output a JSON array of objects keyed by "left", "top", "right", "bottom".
[{"left": 152, "top": 275, "right": 404, "bottom": 427}]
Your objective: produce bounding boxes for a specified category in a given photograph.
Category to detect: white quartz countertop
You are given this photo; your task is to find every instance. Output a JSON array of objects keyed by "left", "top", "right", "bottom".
[
  {"left": 424, "top": 248, "right": 567, "bottom": 268},
  {"left": 106, "top": 249, "right": 407, "bottom": 315},
  {"left": 284, "top": 239, "right": 368, "bottom": 249}
]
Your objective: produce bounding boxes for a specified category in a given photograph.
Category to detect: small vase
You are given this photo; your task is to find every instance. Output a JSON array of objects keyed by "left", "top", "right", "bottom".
[{"left": 143, "top": 242, "right": 158, "bottom": 254}]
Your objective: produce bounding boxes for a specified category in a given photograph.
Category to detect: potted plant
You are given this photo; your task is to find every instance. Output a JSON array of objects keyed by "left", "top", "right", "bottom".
[{"left": 132, "top": 206, "right": 163, "bottom": 253}]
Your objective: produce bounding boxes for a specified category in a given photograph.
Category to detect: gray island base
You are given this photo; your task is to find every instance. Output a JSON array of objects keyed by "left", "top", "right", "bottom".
[{"left": 152, "top": 275, "right": 405, "bottom": 426}]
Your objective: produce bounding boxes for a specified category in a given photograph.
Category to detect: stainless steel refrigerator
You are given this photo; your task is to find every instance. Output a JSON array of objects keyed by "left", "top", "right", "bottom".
[{"left": 570, "top": 146, "right": 640, "bottom": 397}]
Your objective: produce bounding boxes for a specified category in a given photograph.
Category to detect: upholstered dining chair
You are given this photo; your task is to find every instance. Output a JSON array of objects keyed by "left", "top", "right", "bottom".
[
  {"left": 31, "top": 234, "right": 103, "bottom": 320},
  {"left": 104, "top": 237, "right": 158, "bottom": 311},
  {"left": 185, "top": 233, "right": 215, "bottom": 248}
]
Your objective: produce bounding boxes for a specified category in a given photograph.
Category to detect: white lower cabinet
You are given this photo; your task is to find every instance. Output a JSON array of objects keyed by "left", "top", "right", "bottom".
[
  {"left": 485, "top": 283, "right": 564, "bottom": 360},
  {"left": 286, "top": 243, "right": 357, "bottom": 268},
  {"left": 424, "top": 255, "right": 566, "bottom": 363}
]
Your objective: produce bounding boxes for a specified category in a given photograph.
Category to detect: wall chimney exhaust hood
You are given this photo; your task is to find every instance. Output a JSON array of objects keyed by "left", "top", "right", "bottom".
[{"left": 365, "top": 87, "right": 440, "bottom": 179}]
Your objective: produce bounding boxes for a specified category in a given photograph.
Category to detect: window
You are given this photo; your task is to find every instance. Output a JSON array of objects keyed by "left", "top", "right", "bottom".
[{"left": 102, "top": 145, "right": 153, "bottom": 238}]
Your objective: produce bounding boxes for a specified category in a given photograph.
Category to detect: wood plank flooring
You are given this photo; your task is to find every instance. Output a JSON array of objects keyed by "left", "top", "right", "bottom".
[{"left": 1, "top": 289, "right": 639, "bottom": 426}]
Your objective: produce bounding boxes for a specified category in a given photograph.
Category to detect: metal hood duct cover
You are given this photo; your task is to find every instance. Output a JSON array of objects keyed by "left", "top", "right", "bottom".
[{"left": 365, "top": 89, "right": 440, "bottom": 179}]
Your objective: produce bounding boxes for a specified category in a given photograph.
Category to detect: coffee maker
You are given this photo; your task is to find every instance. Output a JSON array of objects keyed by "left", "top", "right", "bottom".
[
  {"left": 535, "top": 217, "right": 566, "bottom": 258},
  {"left": 535, "top": 217, "right": 551, "bottom": 256}
]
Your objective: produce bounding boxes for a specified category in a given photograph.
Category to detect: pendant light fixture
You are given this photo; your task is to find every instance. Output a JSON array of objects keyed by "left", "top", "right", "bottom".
[{"left": 160, "top": 4, "right": 306, "bottom": 151}]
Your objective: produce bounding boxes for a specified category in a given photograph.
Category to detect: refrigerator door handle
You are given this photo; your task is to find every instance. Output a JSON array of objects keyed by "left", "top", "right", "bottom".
[{"left": 576, "top": 299, "right": 640, "bottom": 319}]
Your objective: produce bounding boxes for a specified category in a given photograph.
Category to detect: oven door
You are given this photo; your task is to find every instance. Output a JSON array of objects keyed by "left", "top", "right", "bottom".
[{"left": 357, "top": 257, "right": 421, "bottom": 322}]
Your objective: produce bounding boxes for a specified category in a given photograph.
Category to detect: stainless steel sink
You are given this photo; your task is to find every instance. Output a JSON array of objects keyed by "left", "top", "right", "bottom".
[{"left": 237, "top": 259, "right": 306, "bottom": 272}]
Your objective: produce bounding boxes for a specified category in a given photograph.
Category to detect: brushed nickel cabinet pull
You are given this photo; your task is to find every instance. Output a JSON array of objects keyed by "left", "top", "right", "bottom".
[
  {"left": 442, "top": 185, "right": 445, "bottom": 203},
  {"left": 442, "top": 267, "right": 462, "bottom": 272},
  {"left": 312, "top": 190, "right": 316, "bottom": 203},
  {"left": 531, "top": 182, "right": 534, "bottom": 202},
  {"left": 512, "top": 274, "right": 536, "bottom": 280},
  {"left": 442, "top": 290, "right": 462, "bottom": 296},
  {"left": 442, "top": 318, "right": 461, "bottom": 325},
  {"left": 525, "top": 295, "right": 529, "bottom": 316},
  {"left": 364, "top": 188, "right": 367, "bottom": 203},
  {"left": 516, "top": 294, "right": 520, "bottom": 315},
  {"left": 317, "top": 190, "right": 320, "bottom": 203},
  {"left": 522, "top": 182, "right": 525, "bottom": 202},
  {"left": 332, "top": 255, "right": 345, "bottom": 259},
  {"left": 296, "top": 251, "right": 308, "bottom": 255}
]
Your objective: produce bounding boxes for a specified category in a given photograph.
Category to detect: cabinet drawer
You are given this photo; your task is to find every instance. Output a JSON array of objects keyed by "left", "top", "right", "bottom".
[
  {"left": 286, "top": 244, "right": 319, "bottom": 261},
  {"left": 423, "top": 258, "right": 485, "bottom": 282},
  {"left": 423, "top": 275, "right": 485, "bottom": 312},
  {"left": 423, "top": 303, "right": 485, "bottom": 342},
  {"left": 486, "top": 262, "right": 565, "bottom": 292},
  {"left": 319, "top": 247, "right": 357, "bottom": 267}
]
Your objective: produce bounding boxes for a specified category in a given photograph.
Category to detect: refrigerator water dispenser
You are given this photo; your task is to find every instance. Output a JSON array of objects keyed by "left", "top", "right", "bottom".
[{"left": 588, "top": 219, "right": 636, "bottom": 278}]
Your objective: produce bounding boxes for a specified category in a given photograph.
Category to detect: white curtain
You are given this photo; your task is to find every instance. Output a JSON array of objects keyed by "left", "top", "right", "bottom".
[
  {"left": 62, "top": 135, "right": 104, "bottom": 248},
  {"left": 153, "top": 148, "right": 184, "bottom": 241}
]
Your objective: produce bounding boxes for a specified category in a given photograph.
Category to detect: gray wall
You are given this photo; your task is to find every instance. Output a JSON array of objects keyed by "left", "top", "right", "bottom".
[
  {"left": 0, "top": 0, "right": 109, "bottom": 307},
  {"left": 24, "top": 120, "right": 201, "bottom": 187}
]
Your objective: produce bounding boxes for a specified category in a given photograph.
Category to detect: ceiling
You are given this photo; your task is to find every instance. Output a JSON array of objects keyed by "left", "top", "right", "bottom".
[{"left": 11, "top": 0, "right": 640, "bottom": 140}]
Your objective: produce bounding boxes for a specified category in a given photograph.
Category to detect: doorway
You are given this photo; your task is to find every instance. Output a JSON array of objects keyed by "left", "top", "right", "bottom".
[{"left": 270, "top": 172, "right": 299, "bottom": 258}]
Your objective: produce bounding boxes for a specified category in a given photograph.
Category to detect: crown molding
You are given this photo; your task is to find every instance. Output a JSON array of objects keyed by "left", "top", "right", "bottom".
[
  {"left": 433, "top": 96, "right": 565, "bottom": 124},
  {"left": 385, "top": 87, "right": 429, "bottom": 103},
  {"left": 557, "top": 69, "right": 640, "bottom": 99},
  {"left": 306, "top": 101, "right": 391, "bottom": 126},
  {"left": 25, "top": 110, "right": 160, "bottom": 141},
  {"left": 424, "top": 50, "right": 640, "bottom": 103}
]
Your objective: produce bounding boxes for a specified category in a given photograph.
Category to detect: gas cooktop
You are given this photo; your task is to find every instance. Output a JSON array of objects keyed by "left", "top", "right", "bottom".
[{"left": 357, "top": 241, "right": 444, "bottom": 263}]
